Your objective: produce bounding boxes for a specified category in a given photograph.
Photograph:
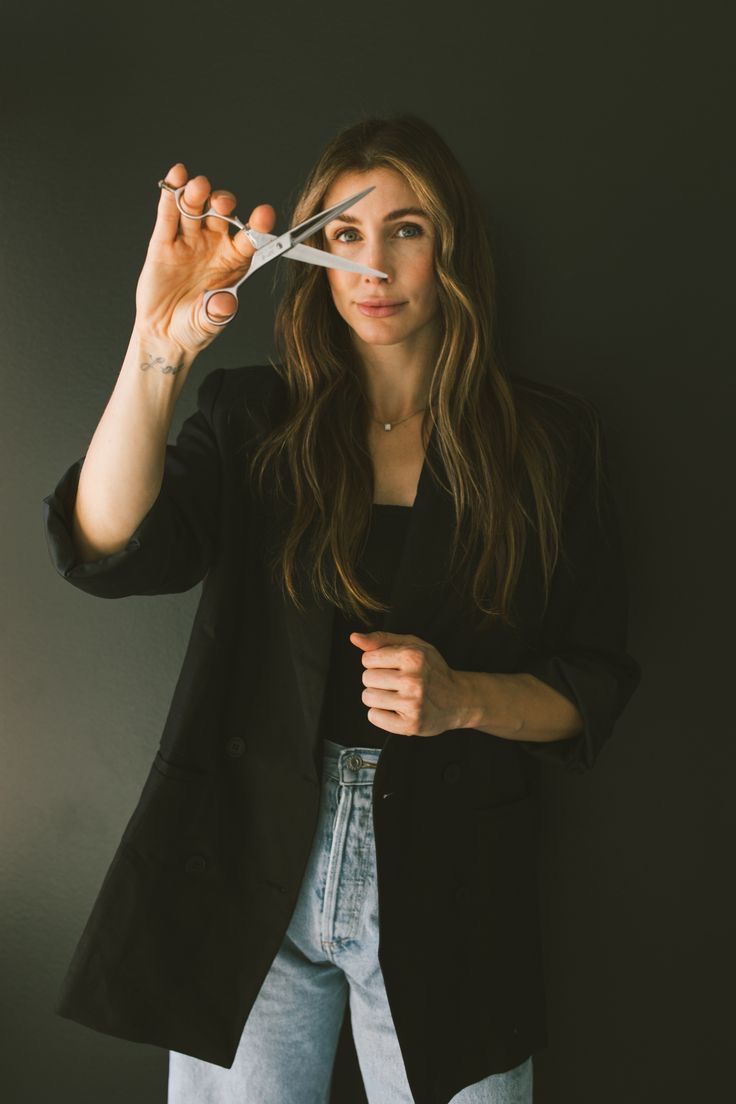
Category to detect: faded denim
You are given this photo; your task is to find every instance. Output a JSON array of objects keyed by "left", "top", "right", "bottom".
[{"left": 168, "top": 738, "right": 533, "bottom": 1103}]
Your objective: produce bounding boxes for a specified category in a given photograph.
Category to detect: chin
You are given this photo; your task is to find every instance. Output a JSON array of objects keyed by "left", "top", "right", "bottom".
[{"left": 353, "top": 326, "right": 413, "bottom": 347}]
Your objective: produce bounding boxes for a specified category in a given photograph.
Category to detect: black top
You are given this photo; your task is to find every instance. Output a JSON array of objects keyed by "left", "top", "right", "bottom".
[{"left": 317, "top": 503, "right": 412, "bottom": 750}]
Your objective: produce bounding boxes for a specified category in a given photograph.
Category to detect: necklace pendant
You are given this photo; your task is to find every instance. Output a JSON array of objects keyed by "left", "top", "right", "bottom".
[{"left": 383, "top": 422, "right": 392, "bottom": 431}]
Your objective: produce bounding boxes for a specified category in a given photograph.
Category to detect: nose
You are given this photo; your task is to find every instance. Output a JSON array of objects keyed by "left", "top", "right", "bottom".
[
  {"left": 360, "top": 239, "right": 392, "bottom": 285},
  {"left": 363, "top": 270, "right": 390, "bottom": 286},
  {"left": 361, "top": 267, "right": 390, "bottom": 284}
]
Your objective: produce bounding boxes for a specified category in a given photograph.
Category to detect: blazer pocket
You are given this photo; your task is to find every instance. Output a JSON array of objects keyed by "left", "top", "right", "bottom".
[
  {"left": 153, "top": 749, "right": 209, "bottom": 782},
  {"left": 121, "top": 752, "right": 211, "bottom": 865}
]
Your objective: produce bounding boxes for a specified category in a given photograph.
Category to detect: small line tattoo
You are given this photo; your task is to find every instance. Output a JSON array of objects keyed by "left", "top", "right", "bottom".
[{"left": 140, "top": 354, "right": 185, "bottom": 376}]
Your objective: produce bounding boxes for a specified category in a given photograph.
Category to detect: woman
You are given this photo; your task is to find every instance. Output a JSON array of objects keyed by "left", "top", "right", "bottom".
[{"left": 43, "top": 114, "right": 642, "bottom": 1104}]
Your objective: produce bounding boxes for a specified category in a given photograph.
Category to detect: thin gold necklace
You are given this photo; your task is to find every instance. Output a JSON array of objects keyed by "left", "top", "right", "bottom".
[{"left": 370, "top": 406, "right": 427, "bottom": 432}]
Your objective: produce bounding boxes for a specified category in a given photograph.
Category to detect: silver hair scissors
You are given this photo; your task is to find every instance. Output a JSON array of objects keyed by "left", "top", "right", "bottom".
[{"left": 157, "top": 180, "right": 388, "bottom": 327}]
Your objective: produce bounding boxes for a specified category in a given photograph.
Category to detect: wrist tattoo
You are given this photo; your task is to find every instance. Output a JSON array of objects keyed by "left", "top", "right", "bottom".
[{"left": 140, "top": 354, "right": 185, "bottom": 376}]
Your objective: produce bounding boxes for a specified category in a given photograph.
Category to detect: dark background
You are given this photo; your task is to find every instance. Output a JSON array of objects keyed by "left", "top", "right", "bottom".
[{"left": 2, "top": 1, "right": 732, "bottom": 1101}]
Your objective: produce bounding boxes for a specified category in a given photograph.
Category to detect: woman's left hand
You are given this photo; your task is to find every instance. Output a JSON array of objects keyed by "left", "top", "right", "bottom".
[{"left": 350, "top": 630, "right": 469, "bottom": 737}]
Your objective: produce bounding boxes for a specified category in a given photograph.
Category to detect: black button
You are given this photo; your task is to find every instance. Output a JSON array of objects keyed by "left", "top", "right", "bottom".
[
  {"left": 454, "top": 885, "right": 471, "bottom": 905},
  {"left": 442, "top": 762, "right": 461, "bottom": 784},
  {"left": 185, "top": 854, "right": 207, "bottom": 875},
  {"left": 226, "top": 736, "right": 245, "bottom": 758}
]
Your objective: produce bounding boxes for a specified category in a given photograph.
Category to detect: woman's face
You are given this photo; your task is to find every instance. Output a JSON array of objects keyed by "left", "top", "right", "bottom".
[{"left": 320, "top": 166, "right": 440, "bottom": 352}]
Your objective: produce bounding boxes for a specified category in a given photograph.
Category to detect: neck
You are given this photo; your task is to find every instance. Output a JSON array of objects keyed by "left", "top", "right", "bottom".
[{"left": 351, "top": 318, "right": 440, "bottom": 420}]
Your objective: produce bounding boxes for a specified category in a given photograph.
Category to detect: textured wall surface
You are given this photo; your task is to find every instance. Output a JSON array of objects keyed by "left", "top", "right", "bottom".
[{"left": 2, "top": 1, "right": 732, "bottom": 1101}]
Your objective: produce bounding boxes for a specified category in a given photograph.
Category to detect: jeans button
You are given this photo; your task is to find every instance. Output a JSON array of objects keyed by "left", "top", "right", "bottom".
[{"left": 345, "top": 754, "right": 363, "bottom": 771}]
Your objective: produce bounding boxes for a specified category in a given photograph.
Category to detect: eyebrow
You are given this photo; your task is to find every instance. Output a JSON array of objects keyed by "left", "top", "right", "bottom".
[{"left": 327, "top": 206, "right": 430, "bottom": 225}]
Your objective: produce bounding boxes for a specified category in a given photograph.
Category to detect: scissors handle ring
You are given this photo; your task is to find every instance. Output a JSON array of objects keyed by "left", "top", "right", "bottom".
[{"left": 201, "top": 287, "right": 241, "bottom": 327}]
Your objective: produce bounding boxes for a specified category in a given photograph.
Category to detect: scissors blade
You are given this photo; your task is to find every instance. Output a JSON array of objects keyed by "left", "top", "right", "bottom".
[
  {"left": 286, "top": 186, "right": 376, "bottom": 248},
  {"left": 286, "top": 242, "right": 388, "bottom": 279},
  {"left": 246, "top": 186, "right": 378, "bottom": 277}
]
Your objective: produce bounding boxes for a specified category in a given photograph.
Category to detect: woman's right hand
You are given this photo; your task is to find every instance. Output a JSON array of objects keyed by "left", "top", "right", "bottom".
[{"left": 134, "top": 162, "right": 277, "bottom": 356}]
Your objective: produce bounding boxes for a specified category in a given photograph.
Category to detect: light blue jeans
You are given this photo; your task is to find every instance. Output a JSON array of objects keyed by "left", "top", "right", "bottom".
[{"left": 168, "top": 738, "right": 533, "bottom": 1103}]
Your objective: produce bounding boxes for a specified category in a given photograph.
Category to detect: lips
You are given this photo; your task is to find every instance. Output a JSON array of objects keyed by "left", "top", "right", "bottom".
[
  {"left": 356, "top": 299, "right": 407, "bottom": 318},
  {"left": 357, "top": 300, "right": 405, "bottom": 307}
]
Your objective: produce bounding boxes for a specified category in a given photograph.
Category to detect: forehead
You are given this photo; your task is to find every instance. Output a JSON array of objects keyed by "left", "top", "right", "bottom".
[{"left": 323, "top": 166, "right": 422, "bottom": 211}]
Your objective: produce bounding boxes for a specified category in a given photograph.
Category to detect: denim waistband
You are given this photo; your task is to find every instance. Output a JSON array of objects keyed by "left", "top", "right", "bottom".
[{"left": 321, "top": 738, "right": 381, "bottom": 784}]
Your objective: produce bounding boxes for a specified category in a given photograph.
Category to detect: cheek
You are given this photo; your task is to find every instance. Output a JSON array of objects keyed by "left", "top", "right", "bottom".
[
  {"left": 326, "top": 271, "right": 348, "bottom": 303},
  {"left": 413, "top": 255, "right": 439, "bottom": 298},
  {"left": 325, "top": 274, "right": 357, "bottom": 326}
]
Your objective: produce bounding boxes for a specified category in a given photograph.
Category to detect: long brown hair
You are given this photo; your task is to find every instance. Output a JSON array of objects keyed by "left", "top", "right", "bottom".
[{"left": 245, "top": 113, "right": 603, "bottom": 630}]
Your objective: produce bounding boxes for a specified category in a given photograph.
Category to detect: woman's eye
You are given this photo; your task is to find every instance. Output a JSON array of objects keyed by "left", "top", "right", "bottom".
[
  {"left": 334, "top": 228, "right": 360, "bottom": 243},
  {"left": 333, "top": 223, "right": 424, "bottom": 244},
  {"left": 396, "top": 223, "right": 423, "bottom": 238}
]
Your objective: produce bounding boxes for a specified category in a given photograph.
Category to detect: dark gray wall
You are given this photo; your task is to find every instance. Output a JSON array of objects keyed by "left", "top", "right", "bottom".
[{"left": 3, "top": 1, "right": 732, "bottom": 1101}]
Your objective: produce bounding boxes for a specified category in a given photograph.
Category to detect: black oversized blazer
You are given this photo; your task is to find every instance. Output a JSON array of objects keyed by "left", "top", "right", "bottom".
[{"left": 42, "top": 363, "right": 641, "bottom": 1104}]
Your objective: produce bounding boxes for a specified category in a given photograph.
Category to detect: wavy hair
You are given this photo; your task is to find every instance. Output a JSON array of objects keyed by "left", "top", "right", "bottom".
[{"left": 245, "top": 113, "right": 603, "bottom": 631}]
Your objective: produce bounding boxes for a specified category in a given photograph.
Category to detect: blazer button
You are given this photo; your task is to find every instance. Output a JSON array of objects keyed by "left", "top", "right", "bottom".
[
  {"left": 454, "top": 884, "right": 471, "bottom": 905},
  {"left": 226, "top": 736, "right": 245, "bottom": 758},
  {"left": 442, "top": 762, "right": 461, "bottom": 784},
  {"left": 185, "top": 854, "right": 207, "bottom": 875}
]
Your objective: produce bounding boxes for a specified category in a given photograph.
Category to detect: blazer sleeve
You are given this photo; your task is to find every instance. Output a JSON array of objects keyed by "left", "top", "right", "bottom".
[
  {"left": 515, "top": 408, "right": 642, "bottom": 772},
  {"left": 41, "top": 366, "right": 226, "bottom": 599}
]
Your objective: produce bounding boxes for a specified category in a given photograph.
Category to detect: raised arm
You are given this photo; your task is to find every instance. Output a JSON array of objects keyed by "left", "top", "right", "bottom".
[
  {"left": 69, "top": 163, "right": 274, "bottom": 561},
  {"left": 43, "top": 163, "right": 276, "bottom": 597}
]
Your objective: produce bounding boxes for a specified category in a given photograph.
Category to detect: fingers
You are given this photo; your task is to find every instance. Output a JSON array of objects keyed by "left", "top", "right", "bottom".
[
  {"left": 152, "top": 167, "right": 275, "bottom": 261},
  {"left": 177, "top": 175, "right": 212, "bottom": 244},
  {"left": 152, "top": 164, "right": 230, "bottom": 247},
  {"left": 206, "top": 191, "right": 238, "bottom": 234},
  {"left": 151, "top": 162, "right": 188, "bottom": 247},
  {"left": 231, "top": 203, "right": 277, "bottom": 260}
]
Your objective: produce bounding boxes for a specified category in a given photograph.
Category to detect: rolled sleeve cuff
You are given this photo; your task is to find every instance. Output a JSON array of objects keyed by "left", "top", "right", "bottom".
[
  {"left": 516, "top": 649, "right": 642, "bottom": 772},
  {"left": 42, "top": 456, "right": 167, "bottom": 598}
]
